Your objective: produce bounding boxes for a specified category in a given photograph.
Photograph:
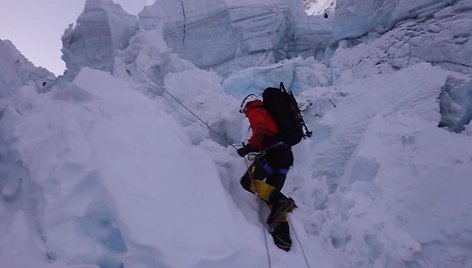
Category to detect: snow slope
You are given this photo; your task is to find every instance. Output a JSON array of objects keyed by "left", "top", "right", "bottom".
[{"left": 292, "top": 62, "right": 472, "bottom": 267}]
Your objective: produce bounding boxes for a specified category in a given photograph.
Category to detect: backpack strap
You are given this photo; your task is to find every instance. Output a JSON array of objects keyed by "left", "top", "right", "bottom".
[
  {"left": 280, "top": 82, "right": 312, "bottom": 139},
  {"left": 262, "top": 162, "right": 289, "bottom": 176},
  {"left": 277, "top": 168, "right": 289, "bottom": 175},
  {"left": 265, "top": 141, "right": 290, "bottom": 151}
]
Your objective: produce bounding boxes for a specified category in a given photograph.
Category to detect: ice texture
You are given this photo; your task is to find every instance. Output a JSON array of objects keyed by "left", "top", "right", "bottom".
[
  {"left": 139, "top": 0, "right": 238, "bottom": 74},
  {"left": 61, "top": 0, "right": 138, "bottom": 78},
  {"left": 334, "top": 0, "right": 468, "bottom": 41},
  {"left": 0, "top": 40, "right": 54, "bottom": 97},
  {"left": 1, "top": 0, "right": 472, "bottom": 267}
]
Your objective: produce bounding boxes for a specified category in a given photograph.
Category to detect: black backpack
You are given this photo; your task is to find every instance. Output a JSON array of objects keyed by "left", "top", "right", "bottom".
[{"left": 262, "top": 82, "right": 312, "bottom": 146}]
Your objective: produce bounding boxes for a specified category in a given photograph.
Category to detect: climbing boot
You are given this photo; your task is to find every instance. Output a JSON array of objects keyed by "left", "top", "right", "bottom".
[
  {"left": 266, "top": 197, "right": 297, "bottom": 228},
  {"left": 270, "top": 221, "right": 292, "bottom": 251}
]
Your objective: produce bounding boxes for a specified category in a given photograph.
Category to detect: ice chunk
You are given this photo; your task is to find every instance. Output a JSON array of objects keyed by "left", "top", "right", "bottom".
[
  {"left": 139, "top": 0, "right": 238, "bottom": 71},
  {"left": 334, "top": 0, "right": 463, "bottom": 40},
  {"left": 137, "top": 0, "right": 334, "bottom": 77},
  {"left": 330, "top": 5, "right": 472, "bottom": 80},
  {"left": 222, "top": 57, "right": 332, "bottom": 98},
  {"left": 439, "top": 78, "right": 472, "bottom": 132},
  {"left": 0, "top": 40, "right": 55, "bottom": 97},
  {"left": 113, "top": 28, "right": 197, "bottom": 84},
  {"left": 61, "top": 0, "right": 138, "bottom": 78}
]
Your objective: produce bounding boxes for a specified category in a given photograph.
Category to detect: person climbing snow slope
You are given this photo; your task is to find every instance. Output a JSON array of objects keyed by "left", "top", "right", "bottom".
[{"left": 237, "top": 94, "right": 297, "bottom": 252}]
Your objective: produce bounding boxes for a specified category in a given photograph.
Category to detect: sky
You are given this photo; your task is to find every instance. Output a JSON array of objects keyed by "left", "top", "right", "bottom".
[{"left": 0, "top": 0, "right": 154, "bottom": 76}]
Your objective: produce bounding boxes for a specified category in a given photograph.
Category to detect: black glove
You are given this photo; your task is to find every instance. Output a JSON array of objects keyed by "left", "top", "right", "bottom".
[{"left": 237, "top": 146, "right": 254, "bottom": 157}]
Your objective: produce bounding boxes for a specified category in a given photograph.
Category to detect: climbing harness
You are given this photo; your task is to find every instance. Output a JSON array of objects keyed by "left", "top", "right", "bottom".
[{"left": 245, "top": 139, "right": 310, "bottom": 267}]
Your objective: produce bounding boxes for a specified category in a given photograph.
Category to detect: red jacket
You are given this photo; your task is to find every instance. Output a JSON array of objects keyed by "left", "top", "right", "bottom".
[{"left": 244, "top": 100, "right": 278, "bottom": 150}]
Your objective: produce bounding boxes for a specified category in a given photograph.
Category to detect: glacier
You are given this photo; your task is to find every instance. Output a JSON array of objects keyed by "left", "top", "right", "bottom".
[
  {"left": 61, "top": 0, "right": 139, "bottom": 79},
  {"left": 1, "top": 0, "right": 472, "bottom": 267}
]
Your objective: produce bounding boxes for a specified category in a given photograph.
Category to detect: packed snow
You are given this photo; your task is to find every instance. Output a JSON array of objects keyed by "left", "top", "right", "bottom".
[{"left": 1, "top": 0, "right": 471, "bottom": 267}]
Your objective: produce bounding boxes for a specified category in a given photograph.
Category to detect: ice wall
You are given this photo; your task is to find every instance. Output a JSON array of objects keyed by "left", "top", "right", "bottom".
[
  {"left": 223, "top": 4, "right": 288, "bottom": 72},
  {"left": 334, "top": 0, "right": 466, "bottom": 41},
  {"left": 59, "top": 0, "right": 334, "bottom": 80},
  {"left": 139, "top": 0, "right": 239, "bottom": 73},
  {"left": 223, "top": 0, "right": 334, "bottom": 75},
  {"left": 330, "top": 0, "right": 472, "bottom": 132},
  {"left": 137, "top": 0, "right": 333, "bottom": 77},
  {"left": 61, "top": 0, "right": 138, "bottom": 78},
  {"left": 331, "top": 5, "right": 472, "bottom": 77},
  {"left": 0, "top": 68, "right": 262, "bottom": 268}
]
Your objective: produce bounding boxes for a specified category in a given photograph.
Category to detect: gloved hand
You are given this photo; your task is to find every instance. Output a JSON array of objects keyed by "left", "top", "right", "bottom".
[{"left": 237, "top": 145, "right": 255, "bottom": 157}]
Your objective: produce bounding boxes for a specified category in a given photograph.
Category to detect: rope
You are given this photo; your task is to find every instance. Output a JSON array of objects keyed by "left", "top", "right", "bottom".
[
  {"left": 246, "top": 152, "right": 311, "bottom": 268},
  {"left": 288, "top": 217, "right": 312, "bottom": 268},
  {"left": 244, "top": 157, "right": 272, "bottom": 268},
  {"left": 262, "top": 212, "right": 273, "bottom": 268},
  {"left": 138, "top": 65, "right": 273, "bottom": 266},
  {"left": 243, "top": 122, "right": 271, "bottom": 268},
  {"left": 136, "top": 65, "right": 238, "bottom": 150}
]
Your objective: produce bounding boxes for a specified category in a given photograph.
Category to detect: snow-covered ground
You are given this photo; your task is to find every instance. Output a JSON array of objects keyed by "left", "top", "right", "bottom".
[{"left": 1, "top": 0, "right": 471, "bottom": 267}]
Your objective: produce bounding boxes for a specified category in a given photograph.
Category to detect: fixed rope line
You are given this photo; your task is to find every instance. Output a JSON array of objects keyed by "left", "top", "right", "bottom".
[
  {"left": 261, "top": 209, "right": 273, "bottom": 268},
  {"left": 243, "top": 123, "right": 272, "bottom": 268},
  {"left": 288, "top": 217, "right": 312, "bottom": 268},
  {"left": 138, "top": 67, "right": 271, "bottom": 266},
  {"left": 136, "top": 65, "right": 238, "bottom": 150},
  {"left": 246, "top": 151, "right": 310, "bottom": 268},
  {"left": 165, "top": 94, "right": 213, "bottom": 130},
  {"left": 243, "top": 124, "right": 272, "bottom": 268},
  {"left": 244, "top": 157, "right": 272, "bottom": 268}
]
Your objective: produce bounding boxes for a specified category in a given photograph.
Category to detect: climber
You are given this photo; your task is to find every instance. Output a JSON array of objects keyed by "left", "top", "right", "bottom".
[{"left": 237, "top": 94, "right": 297, "bottom": 252}]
